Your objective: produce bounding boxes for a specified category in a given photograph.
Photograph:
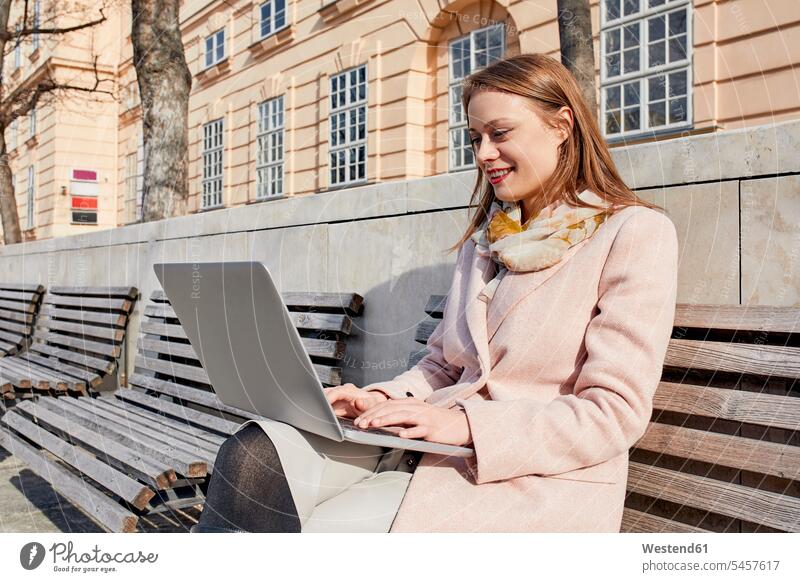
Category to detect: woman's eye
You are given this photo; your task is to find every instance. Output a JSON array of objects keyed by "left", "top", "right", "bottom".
[{"left": 470, "top": 131, "right": 508, "bottom": 146}]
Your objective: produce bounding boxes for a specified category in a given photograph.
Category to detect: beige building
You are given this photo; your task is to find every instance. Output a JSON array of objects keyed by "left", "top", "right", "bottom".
[{"left": 4, "top": 0, "right": 799, "bottom": 241}]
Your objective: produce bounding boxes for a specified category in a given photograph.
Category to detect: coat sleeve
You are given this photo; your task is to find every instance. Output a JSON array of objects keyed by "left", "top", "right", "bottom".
[
  {"left": 360, "top": 245, "right": 468, "bottom": 401},
  {"left": 457, "top": 209, "right": 679, "bottom": 484}
]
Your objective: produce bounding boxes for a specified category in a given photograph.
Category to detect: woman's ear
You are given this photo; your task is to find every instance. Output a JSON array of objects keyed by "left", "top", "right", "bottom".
[{"left": 557, "top": 106, "right": 574, "bottom": 143}]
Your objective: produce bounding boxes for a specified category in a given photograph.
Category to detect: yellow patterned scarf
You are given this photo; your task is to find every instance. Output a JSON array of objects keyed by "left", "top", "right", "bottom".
[{"left": 470, "top": 189, "right": 612, "bottom": 301}]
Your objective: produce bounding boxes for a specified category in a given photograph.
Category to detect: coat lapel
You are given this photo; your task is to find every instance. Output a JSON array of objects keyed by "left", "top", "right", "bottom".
[{"left": 485, "top": 236, "right": 592, "bottom": 343}]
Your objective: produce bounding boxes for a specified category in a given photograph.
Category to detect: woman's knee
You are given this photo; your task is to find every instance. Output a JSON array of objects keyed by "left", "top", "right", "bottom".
[{"left": 214, "top": 424, "right": 282, "bottom": 476}]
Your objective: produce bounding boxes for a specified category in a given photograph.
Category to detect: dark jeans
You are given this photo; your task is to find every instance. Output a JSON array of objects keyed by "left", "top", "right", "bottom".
[{"left": 192, "top": 423, "right": 302, "bottom": 533}]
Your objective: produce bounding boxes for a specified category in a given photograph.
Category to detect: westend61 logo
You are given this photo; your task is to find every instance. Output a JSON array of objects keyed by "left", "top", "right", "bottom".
[{"left": 19, "top": 541, "right": 158, "bottom": 574}]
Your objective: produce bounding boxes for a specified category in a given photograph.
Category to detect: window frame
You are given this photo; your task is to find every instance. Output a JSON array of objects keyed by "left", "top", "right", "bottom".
[
  {"left": 204, "top": 28, "right": 226, "bottom": 69},
  {"left": 14, "top": 23, "right": 21, "bottom": 69},
  {"left": 256, "top": 95, "right": 285, "bottom": 200},
  {"left": 26, "top": 165, "right": 35, "bottom": 229},
  {"left": 259, "top": 0, "right": 288, "bottom": 40},
  {"left": 328, "top": 63, "right": 368, "bottom": 189},
  {"left": 29, "top": 106, "right": 36, "bottom": 138},
  {"left": 201, "top": 118, "right": 225, "bottom": 210},
  {"left": 448, "top": 22, "right": 506, "bottom": 172},
  {"left": 600, "top": 0, "right": 693, "bottom": 141},
  {"left": 32, "top": 0, "right": 40, "bottom": 51}
]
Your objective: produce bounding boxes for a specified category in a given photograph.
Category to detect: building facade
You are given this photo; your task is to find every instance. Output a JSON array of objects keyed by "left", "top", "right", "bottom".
[{"left": 4, "top": 0, "right": 799, "bottom": 241}]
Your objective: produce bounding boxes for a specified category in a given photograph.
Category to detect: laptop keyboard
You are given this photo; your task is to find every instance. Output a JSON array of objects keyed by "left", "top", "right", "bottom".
[{"left": 338, "top": 416, "right": 406, "bottom": 437}]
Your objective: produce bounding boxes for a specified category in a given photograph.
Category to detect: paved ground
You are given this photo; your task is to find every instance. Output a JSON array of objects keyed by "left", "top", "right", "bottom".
[{"left": 0, "top": 445, "right": 202, "bottom": 533}]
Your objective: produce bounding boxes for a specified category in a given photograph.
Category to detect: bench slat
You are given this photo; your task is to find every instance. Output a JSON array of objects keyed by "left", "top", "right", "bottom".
[
  {"left": 0, "top": 299, "right": 35, "bottom": 313},
  {"left": 0, "top": 427, "right": 139, "bottom": 533},
  {"left": 30, "top": 343, "right": 114, "bottom": 375},
  {"left": 49, "top": 286, "right": 137, "bottom": 298},
  {"left": 0, "top": 283, "right": 44, "bottom": 293},
  {"left": 150, "top": 289, "right": 363, "bottom": 314},
  {"left": 653, "top": 381, "right": 800, "bottom": 432},
  {"left": 127, "top": 373, "right": 261, "bottom": 422},
  {"left": 674, "top": 304, "right": 800, "bottom": 333},
  {"left": 39, "top": 305, "right": 127, "bottom": 328},
  {"left": 44, "top": 295, "right": 133, "bottom": 312},
  {"left": 43, "top": 397, "right": 207, "bottom": 479},
  {"left": 1, "top": 411, "right": 155, "bottom": 510},
  {"left": 16, "top": 400, "right": 174, "bottom": 490},
  {"left": 68, "top": 397, "right": 218, "bottom": 464},
  {"left": 634, "top": 421, "right": 800, "bottom": 481},
  {"left": 621, "top": 508, "right": 709, "bottom": 533},
  {"left": 115, "top": 388, "right": 242, "bottom": 436},
  {"left": 39, "top": 317, "right": 125, "bottom": 342},
  {"left": 99, "top": 397, "right": 226, "bottom": 448},
  {"left": 138, "top": 335, "right": 345, "bottom": 361},
  {"left": 0, "top": 307, "right": 35, "bottom": 324},
  {"left": 665, "top": 338, "right": 800, "bottom": 379},
  {"left": 0, "top": 357, "right": 78, "bottom": 391},
  {"left": 20, "top": 353, "right": 100, "bottom": 387},
  {"left": 627, "top": 462, "right": 800, "bottom": 532},
  {"left": 42, "top": 333, "right": 121, "bottom": 359}
]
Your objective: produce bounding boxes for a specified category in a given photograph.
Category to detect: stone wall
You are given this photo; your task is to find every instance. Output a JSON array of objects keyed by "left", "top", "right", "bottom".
[{"left": 1, "top": 119, "right": 798, "bottom": 387}]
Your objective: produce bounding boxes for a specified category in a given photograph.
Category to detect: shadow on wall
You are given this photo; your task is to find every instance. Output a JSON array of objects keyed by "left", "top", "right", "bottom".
[{"left": 341, "top": 260, "right": 457, "bottom": 388}]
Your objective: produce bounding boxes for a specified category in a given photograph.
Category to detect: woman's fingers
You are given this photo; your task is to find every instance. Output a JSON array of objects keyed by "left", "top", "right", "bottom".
[
  {"left": 397, "top": 425, "right": 428, "bottom": 439},
  {"left": 356, "top": 408, "right": 424, "bottom": 429}
]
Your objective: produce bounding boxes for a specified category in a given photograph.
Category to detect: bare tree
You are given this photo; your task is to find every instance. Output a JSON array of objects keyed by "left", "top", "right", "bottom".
[
  {"left": 0, "top": 0, "right": 114, "bottom": 244},
  {"left": 556, "top": 0, "right": 598, "bottom": 117},
  {"left": 131, "top": 0, "right": 191, "bottom": 221}
]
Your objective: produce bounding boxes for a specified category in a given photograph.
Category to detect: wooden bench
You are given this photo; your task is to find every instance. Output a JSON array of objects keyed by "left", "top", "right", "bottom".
[
  {"left": 410, "top": 296, "right": 800, "bottom": 533},
  {"left": 0, "top": 288, "right": 364, "bottom": 532},
  {"left": 0, "top": 286, "right": 138, "bottom": 404},
  {"left": 0, "top": 283, "right": 44, "bottom": 358}
]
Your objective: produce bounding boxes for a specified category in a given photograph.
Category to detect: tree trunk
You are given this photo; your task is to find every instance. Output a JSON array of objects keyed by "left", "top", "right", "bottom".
[
  {"left": 556, "top": 0, "right": 598, "bottom": 118},
  {"left": 131, "top": 0, "right": 192, "bottom": 221},
  {"left": 0, "top": 131, "right": 21, "bottom": 245},
  {"left": 0, "top": 0, "right": 21, "bottom": 244}
]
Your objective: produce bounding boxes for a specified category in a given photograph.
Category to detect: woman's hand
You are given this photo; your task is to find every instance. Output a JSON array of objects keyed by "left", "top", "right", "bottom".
[
  {"left": 353, "top": 398, "right": 473, "bottom": 447},
  {"left": 323, "top": 383, "right": 389, "bottom": 419}
]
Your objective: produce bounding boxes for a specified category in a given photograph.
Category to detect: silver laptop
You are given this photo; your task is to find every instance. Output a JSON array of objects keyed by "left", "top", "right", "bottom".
[{"left": 153, "top": 261, "right": 474, "bottom": 458}]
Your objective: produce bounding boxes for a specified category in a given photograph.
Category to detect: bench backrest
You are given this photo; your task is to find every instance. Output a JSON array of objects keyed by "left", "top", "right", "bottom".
[
  {"left": 0, "top": 283, "right": 44, "bottom": 356},
  {"left": 130, "top": 289, "right": 364, "bottom": 420},
  {"left": 30, "top": 286, "right": 139, "bottom": 393},
  {"left": 410, "top": 296, "right": 800, "bottom": 533}
]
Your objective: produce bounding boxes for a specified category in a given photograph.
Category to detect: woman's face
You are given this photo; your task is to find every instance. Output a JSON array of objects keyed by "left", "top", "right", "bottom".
[{"left": 467, "top": 89, "right": 573, "bottom": 223}]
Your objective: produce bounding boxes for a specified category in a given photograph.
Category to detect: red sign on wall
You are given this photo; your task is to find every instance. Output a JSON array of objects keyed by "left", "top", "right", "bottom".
[{"left": 71, "top": 169, "right": 98, "bottom": 182}]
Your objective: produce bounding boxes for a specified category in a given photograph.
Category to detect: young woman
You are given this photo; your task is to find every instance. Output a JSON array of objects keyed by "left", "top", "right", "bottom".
[{"left": 191, "top": 53, "right": 678, "bottom": 533}]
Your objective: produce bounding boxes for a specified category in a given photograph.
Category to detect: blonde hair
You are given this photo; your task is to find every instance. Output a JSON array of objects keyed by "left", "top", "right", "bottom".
[{"left": 447, "top": 53, "right": 663, "bottom": 254}]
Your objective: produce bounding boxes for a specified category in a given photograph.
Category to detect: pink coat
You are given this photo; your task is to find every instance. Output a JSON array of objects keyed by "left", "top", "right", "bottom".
[{"left": 362, "top": 204, "right": 679, "bottom": 532}]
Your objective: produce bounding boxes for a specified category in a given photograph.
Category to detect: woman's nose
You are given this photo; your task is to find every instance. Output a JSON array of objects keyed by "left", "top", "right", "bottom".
[{"left": 475, "top": 138, "right": 499, "bottom": 164}]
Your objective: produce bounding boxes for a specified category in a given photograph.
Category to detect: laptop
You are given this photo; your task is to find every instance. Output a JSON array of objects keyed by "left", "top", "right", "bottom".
[{"left": 153, "top": 261, "right": 474, "bottom": 458}]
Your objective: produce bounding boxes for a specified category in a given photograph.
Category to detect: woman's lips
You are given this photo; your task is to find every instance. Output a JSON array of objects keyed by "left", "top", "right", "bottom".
[{"left": 488, "top": 168, "right": 513, "bottom": 184}]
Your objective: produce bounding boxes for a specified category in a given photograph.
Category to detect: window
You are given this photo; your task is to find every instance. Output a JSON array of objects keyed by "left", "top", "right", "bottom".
[
  {"left": 448, "top": 23, "right": 505, "bottom": 171},
  {"left": 259, "top": 0, "right": 287, "bottom": 39},
  {"left": 204, "top": 28, "right": 226, "bottom": 69},
  {"left": 124, "top": 152, "right": 140, "bottom": 223},
  {"left": 10, "top": 119, "right": 18, "bottom": 150},
  {"left": 26, "top": 165, "right": 35, "bottom": 229},
  {"left": 202, "top": 118, "right": 224, "bottom": 209},
  {"left": 329, "top": 64, "right": 367, "bottom": 187},
  {"left": 14, "top": 24, "right": 21, "bottom": 69},
  {"left": 256, "top": 95, "right": 284, "bottom": 199},
  {"left": 601, "top": 0, "right": 692, "bottom": 139},
  {"left": 32, "top": 1, "right": 40, "bottom": 51},
  {"left": 124, "top": 82, "right": 139, "bottom": 111},
  {"left": 29, "top": 106, "right": 36, "bottom": 138}
]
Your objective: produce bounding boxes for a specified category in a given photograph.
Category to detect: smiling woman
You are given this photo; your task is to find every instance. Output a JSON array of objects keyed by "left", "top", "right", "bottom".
[{"left": 192, "top": 53, "right": 678, "bottom": 534}]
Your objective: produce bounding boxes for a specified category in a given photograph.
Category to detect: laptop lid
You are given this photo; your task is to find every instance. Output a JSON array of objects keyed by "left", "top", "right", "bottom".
[{"left": 153, "top": 261, "right": 346, "bottom": 442}]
